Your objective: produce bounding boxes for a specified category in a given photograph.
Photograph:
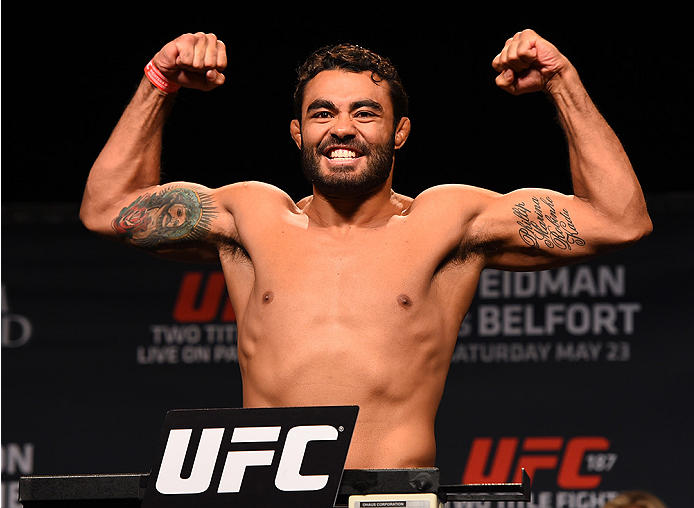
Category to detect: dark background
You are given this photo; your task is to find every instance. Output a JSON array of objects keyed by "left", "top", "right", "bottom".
[
  {"left": 2, "top": 6, "right": 692, "bottom": 508},
  {"left": 2, "top": 7, "right": 691, "bottom": 203}
]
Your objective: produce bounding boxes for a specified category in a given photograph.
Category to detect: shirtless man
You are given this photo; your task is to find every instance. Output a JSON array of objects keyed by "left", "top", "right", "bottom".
[{"left": 80, "top": 30, "right": 652, "bottom": 469}]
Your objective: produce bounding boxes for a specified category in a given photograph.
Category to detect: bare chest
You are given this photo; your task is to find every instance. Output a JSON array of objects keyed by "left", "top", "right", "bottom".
[
  {"left": 252, "top": 220, "right": 438, "bottom": 306},
  {"left": 222, "top": 209, "right": 481, "bottom": 334}
]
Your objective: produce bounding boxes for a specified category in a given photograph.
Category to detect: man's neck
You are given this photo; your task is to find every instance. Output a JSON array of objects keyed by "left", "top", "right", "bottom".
[{"left": 303, "top": 183, "right": 405, "bottom": 229}]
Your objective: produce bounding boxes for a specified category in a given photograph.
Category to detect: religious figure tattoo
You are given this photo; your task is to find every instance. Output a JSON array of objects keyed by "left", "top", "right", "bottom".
[
  {"left": 112, "top": 187, "right": 217, "bottom": 248},
  {"left": 512, "top": 196, "right": 586, "bottom": 250}
]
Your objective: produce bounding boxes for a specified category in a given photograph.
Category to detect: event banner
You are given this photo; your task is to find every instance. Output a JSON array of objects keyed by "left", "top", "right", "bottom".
[{"left": 2, "top": 195, "right": 691, "bottom": 508}]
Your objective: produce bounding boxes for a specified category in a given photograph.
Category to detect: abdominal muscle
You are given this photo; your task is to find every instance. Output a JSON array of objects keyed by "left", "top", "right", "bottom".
[{"left": 237, "top": 290, "right": 457, "bottom": 469}]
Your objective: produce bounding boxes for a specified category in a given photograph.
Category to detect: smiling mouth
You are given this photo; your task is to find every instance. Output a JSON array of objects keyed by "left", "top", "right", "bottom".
[
  {"left": 328, "top": 148, "right": 357, "bottom": 159},
  {"left": 325, "top": 148, "right": 362, "bottom": 162}
]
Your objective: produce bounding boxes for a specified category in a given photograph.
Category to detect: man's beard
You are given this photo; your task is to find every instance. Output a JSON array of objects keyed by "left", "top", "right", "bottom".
[{"left": 301, "top": 136, "right": 395, "bottom": 197}]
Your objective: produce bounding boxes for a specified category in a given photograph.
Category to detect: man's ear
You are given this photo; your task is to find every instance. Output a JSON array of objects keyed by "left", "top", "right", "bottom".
[
  {"left": 290, "top": 119, "right": 302, "bottom": 149},
  {"left": 394, "top": 117, "right": 411, "bottom": 149}
]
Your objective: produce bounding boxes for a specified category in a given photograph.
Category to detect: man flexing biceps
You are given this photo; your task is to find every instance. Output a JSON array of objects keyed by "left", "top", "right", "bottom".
[{"left": 81, "top": 30, "right": 651, "bottom": 468}]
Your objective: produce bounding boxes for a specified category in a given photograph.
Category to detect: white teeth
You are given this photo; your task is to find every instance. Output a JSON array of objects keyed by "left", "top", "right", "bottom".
[{"left": 329, "top": 149, "right": 357, "bottom": 159}]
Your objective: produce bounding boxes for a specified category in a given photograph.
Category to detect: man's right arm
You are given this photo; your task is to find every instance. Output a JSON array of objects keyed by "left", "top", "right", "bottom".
[{"left": 80, "top": 33, "right": 229, "bottom": 260}]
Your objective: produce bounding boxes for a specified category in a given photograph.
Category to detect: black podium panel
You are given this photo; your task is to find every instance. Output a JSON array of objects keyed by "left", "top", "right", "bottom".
[
  {"left": 19, "top": 469, "right": 530, "bottom": 506},
  {"left": 19, "top": 473, "right": 147, "bottom": 507}
]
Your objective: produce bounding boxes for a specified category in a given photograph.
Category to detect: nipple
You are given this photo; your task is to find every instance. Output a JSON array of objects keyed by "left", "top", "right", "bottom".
[
  {"left": 397, "top": 293, "right": 412, "bottom": 308},
  {"left": 262, "top": 291, "right": 274, "bottom": 304}
]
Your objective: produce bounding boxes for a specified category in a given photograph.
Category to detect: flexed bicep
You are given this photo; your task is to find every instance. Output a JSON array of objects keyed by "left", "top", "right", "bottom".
[
  {"left": 99, "top": 183, "right": 240, "bottom": 264},
  {"left": 476, "top": 189, "right": 627, "bottom": 271},
  {"left": 112, "top": 186, "right": 217, "bottom": 248},
  {"left": 510, "top": 194, "right": 586, "bottom": 253}
]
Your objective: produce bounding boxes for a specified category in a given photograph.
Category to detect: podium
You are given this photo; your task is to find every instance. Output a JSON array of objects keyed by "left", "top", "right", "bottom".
[
  {"left": 18, "top": 468, "right": 531, "bottom": 506},
  {"left": 18, "top": 408, "right": 531, "bottom": 506}
]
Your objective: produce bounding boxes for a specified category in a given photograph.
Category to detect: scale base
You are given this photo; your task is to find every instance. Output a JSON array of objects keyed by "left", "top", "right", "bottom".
[{"left": 349, "top": 493, "right": 443, "bottom": 508}]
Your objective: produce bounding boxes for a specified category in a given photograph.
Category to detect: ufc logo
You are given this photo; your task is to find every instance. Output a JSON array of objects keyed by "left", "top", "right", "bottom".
[
  {"left": 156, "top": 425, "right": 339, "bottom": 495},
  {"left": 462, "top": 436, "right": 612, "bottom": 489}
]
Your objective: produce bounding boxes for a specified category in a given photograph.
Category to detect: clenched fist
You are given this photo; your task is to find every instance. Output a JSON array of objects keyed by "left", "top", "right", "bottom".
[
  {"left": 150, "top": 32, "right": 227, "bottom": 92},
  {"left": 492, "top": 29, "right": 572, "bottom": 96}
]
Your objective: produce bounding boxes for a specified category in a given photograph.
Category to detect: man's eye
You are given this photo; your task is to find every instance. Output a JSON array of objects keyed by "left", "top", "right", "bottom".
[
  {"left": 355, "top": 111, "right": 377, "bottom": 119},
  {"left": 313, "top": 111, "right": 332, "bottom": 119}
]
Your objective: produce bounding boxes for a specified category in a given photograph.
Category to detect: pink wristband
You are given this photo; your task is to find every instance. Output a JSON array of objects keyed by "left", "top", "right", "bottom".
[{"left": 144, "top": 60, "right": 181, "bottom": 94}]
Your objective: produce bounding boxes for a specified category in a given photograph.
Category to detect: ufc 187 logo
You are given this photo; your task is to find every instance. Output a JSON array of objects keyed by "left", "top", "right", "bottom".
[
  {"left": 462, "top": 436, "right": 617, "bottom": 489},
  {"left": 156, "top": 424, "right": 340, "bottom": 495}
]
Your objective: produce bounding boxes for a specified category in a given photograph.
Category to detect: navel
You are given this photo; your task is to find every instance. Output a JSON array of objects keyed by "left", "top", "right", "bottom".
[
  {"left": 262, "top": 291, "right": 274, "bottom": 304},
  {"left": 397, "top": 293, "right": 413, "bottom": 308}
]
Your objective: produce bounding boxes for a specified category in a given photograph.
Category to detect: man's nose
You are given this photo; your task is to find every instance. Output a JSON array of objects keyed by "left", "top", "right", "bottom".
[{"left": 330, "top": 114, "right": 356, "bottom": 139}]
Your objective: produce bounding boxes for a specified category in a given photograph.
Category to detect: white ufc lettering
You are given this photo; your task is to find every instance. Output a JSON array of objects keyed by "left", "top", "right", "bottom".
[
  {"left": 275, "top": 425, "right": 338, "bottom": 491},
  {"left": 156, "top": 428, "right": 224, "bottom": 494},
  {"left": 217, "top": 426, "right": 280, "bottom": 493},
  {"left": 155, "top": 424, "right": 338, "bottom": 495}
]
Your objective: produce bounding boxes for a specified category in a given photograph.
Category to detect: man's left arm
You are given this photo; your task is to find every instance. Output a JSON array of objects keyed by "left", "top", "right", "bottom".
[{"left": 475, "top": 30, "right": 652, "bottom": 270}]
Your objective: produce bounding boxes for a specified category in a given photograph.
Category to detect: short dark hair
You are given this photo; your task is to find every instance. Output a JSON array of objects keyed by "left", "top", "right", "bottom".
[{"left": 293, "top": 43, "right": 409, "bottom": 124}]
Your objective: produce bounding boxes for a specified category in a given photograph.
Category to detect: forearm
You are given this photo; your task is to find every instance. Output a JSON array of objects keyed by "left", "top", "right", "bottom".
[
  {"left": 547, "top": 67, "right": 650, "bottom": 232},
  {"left": 80, "top": 77, "right": 176, "bottom": 231}
]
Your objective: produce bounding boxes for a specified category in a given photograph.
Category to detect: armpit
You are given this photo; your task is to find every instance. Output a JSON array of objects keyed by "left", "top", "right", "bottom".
[{"left": 434, "top": 237, "right": 487, "bottom": 275}]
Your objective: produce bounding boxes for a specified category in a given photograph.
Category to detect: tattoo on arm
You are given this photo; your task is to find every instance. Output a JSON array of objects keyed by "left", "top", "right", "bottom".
[
  {"left": 111, "top": 187, "right": 217, "bottom": 248},
  {"left": 512, "top": 196, "right": 586, "bottom": 250}
]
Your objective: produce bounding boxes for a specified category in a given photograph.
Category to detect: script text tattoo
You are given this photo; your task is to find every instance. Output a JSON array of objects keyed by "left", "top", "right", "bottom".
[{"left": 513, "top": 196, "right": 585, "bottom": 251}]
